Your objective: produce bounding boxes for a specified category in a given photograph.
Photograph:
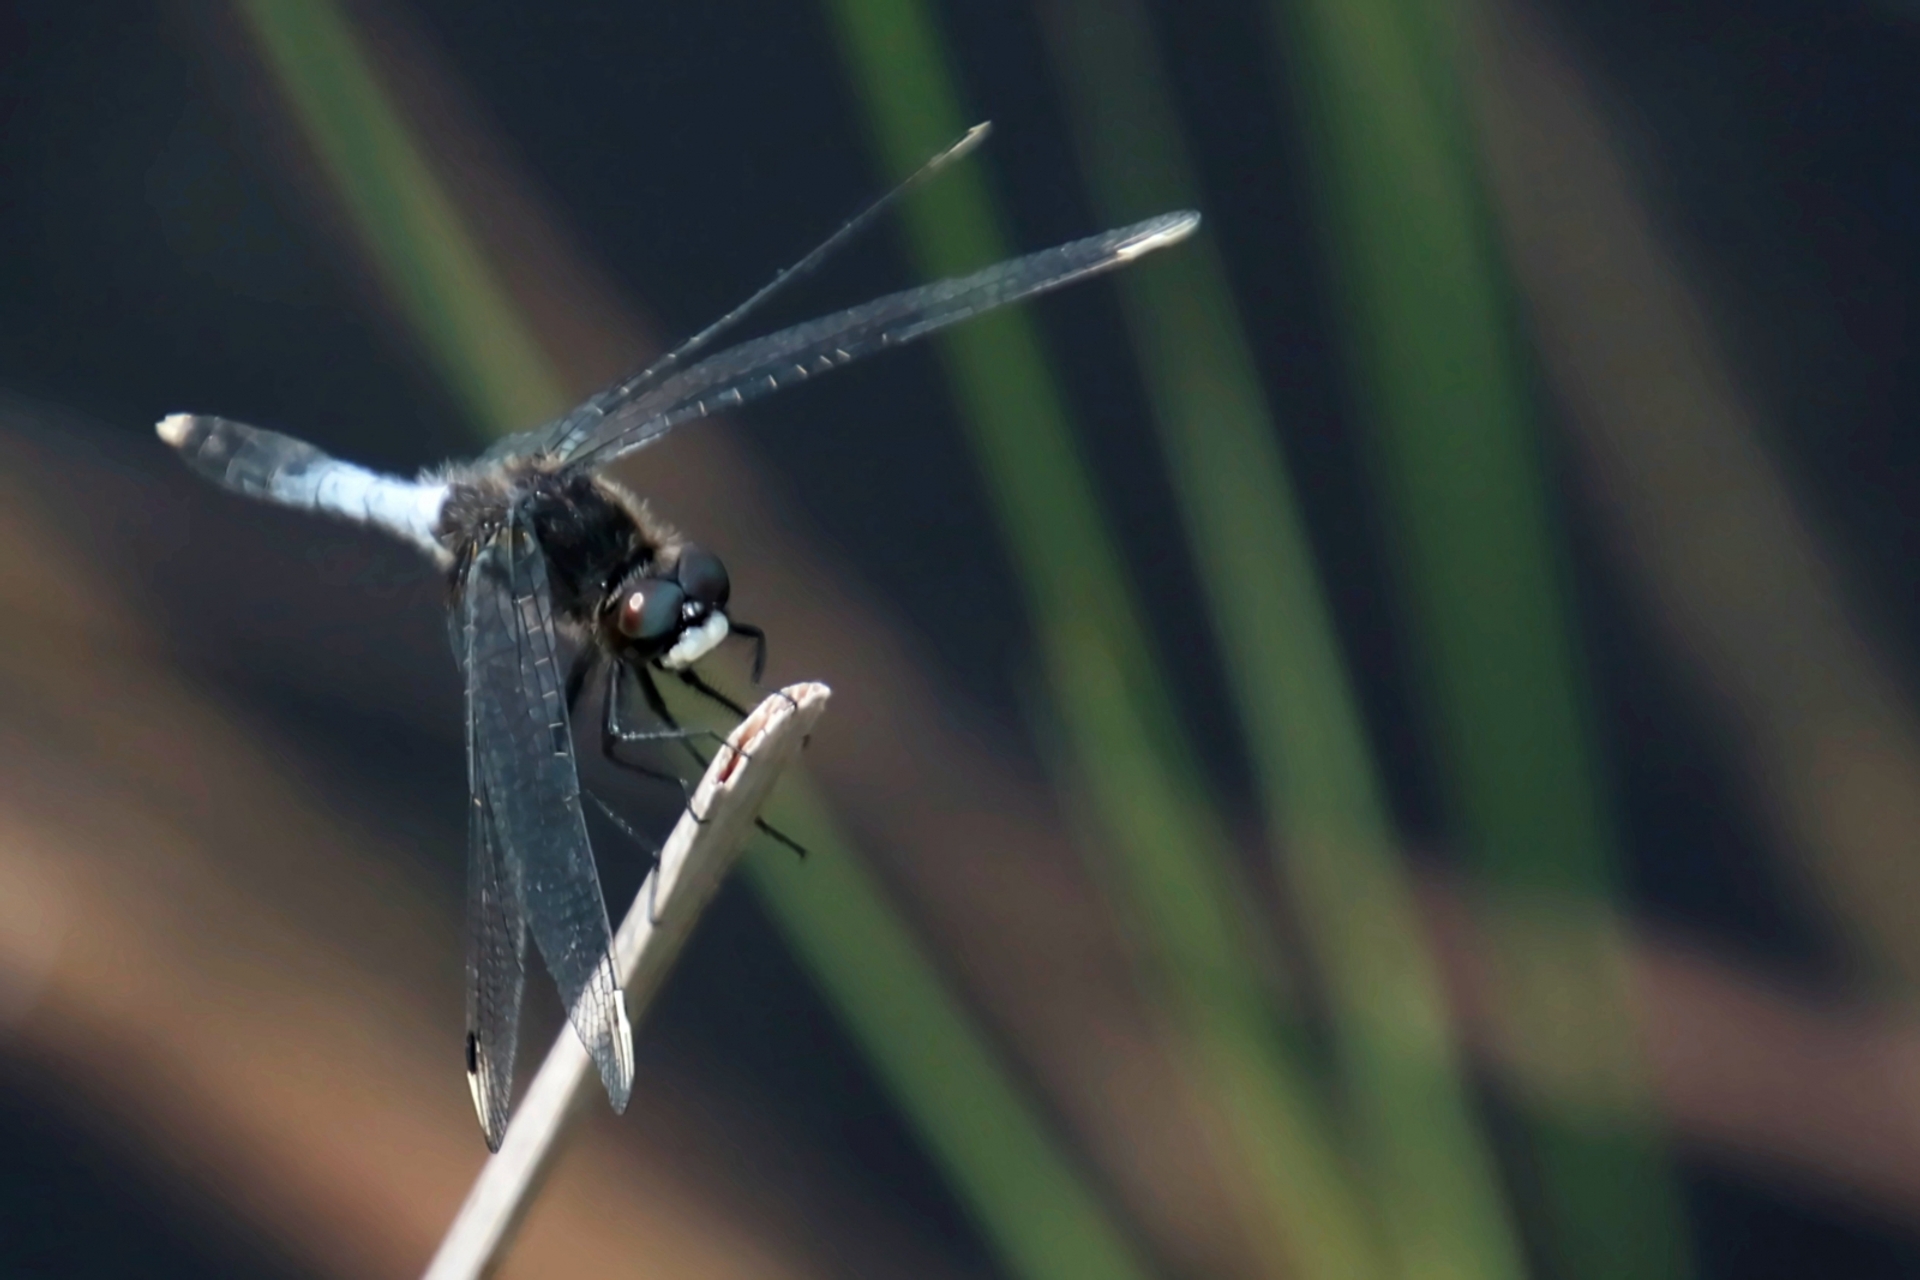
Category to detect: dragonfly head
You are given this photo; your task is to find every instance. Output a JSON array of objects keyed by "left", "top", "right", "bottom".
[{"left": 613, "top": 544, "right": 732, "bottom": 670}]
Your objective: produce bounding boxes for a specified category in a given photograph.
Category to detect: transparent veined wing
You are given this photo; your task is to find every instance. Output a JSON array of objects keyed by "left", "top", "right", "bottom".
[
  {"left": 471, "top": 420, "right": 567, "bottom": 466},
  {"left": 459, "top": 519, "right": 633, "bottom": 1146},
  {"left": 556, "top": 211, "right": 1199, "bottom": 474},
  {"left": 514, "top": 124, "right": 996, "bottom": 466},
  {"left": 457, "top": 559, "right": 526, "bottom": 1149}
]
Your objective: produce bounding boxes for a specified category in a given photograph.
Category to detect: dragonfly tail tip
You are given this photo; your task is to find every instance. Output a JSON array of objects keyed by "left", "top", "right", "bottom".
[{"left": 155, "top": 413, "right": 195, "bottom": 448}]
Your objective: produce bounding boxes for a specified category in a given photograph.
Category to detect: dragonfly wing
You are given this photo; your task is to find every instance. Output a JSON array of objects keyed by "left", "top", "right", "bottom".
[
  {"left": 518, "top": 123, "right": 996, "bottom": 466},
  {"left": 454, "top": 566, "right": 529, "bottom": 1151},
  {"left": 463, "top": 523, "right": 634, "bottom": 1128},
  {"left": 557, "top": 211, "right": 1199, "bottom": 473},
  {"left": 471, "top": 419, "right": 569, "bottom": 466}
]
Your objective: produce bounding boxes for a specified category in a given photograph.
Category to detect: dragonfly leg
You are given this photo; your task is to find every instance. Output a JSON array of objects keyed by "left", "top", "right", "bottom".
[
  {"left": 667, "top": 667, "right": 810, "bottom": 859},
  {"left": 582, "top": 787, "right": 660, "bottom": 870},
  {"left": 572, "top": 647, "right": 699, "bottom": 795},
  {"left": 727, "top": 621, "right": 770, "bottom": 686},
  {"left": 629, "top": 663, "right": 743, "bottom": 763},
  {"left": 720, "top": 622, "right": 802, "bottom": 719},
  {"left": 609, "top": 661, "right": 806, "bottom": 857},
  {"left": 676, "top": 667, "right": 750, "bottom": 718},
  {"left": 601, "top": 662, "right": 719, "bottom": 814}
]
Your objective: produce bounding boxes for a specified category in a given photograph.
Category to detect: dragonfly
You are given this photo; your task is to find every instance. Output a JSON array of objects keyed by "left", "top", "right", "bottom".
[{"left": 158, "top": 122, "right": 1199, "bottom": 1150}]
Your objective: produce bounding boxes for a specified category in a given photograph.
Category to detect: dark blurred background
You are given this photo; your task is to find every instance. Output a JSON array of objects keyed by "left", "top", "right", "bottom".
[{"left": 1, "top": 1, "right": 1918, "bottom": 1277}]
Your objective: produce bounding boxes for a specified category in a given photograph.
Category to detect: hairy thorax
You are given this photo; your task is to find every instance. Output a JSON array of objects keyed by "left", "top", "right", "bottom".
[{"left": 435, "top": 458, "right": 684, "bottom": 637}]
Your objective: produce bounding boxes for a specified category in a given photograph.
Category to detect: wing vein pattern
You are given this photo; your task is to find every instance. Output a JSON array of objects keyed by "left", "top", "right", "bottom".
[
  {"left": 462, "top": 522, "right": 633, "bottom": 1138},
  {"left": 474, "top": 212, "right": 1195, "bottom": 473},
  {"left": 460, "top": 560, "right": 527, "bottom": 1152}
]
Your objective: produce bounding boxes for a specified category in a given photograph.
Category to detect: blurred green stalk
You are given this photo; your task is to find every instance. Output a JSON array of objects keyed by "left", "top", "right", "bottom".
[
  {"left": 820, "top": 2, "right": 1391, "bottom": 1277},
  {"left": 1029, "top": 3, "right": 1527, "bottom": 1279},
  {"left": 232, "top": 5, "right": 1158, "bottom": 1279},
  {"left": 230, "top": 0, "right": 562, "bottom": 430},
  {"left": 744, "top": 789, "right": 1153, "bottom": 1280},
  {"left": 1263, "top": 0, "right": 1694, "bottom": 1274}
]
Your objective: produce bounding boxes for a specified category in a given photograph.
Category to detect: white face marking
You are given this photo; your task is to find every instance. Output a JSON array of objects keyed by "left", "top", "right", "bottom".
[{"left": 660, "top": 612, "right": 730, "bottom": 670}]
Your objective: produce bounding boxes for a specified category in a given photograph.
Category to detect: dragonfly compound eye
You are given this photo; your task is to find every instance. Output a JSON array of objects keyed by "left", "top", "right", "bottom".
[
  {"left": 617, "top": 579, "right": 686, "bottom": 645},
  {"left": 675, "top": 545, "right": 730, "bottom": 608}
]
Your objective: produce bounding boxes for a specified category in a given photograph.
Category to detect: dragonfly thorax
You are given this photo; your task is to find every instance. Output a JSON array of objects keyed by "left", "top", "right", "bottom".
[{"left": 439, "top": 462, "right": 673, "bottom": 631}]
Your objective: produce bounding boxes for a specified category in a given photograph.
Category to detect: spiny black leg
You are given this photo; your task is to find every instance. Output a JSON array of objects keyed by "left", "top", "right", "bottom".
[
  {"left": 616, "top": 662, "right": 753, "bottom": 826},
  {"left": 583, "top": 788, "right": 660, "bottom": 869},
  {"left": 669, "top": 669, "right": 808, "bottom": 859},
  {"left": 599, "top": 660, "right": 706, "bottom": 821},
  {"left": 633, "top": 663, "right": 743, "bottom": 770},
  {"left": 726, "top": 622, "right": 799, "bottom": 716},
  {"left": 579, "top": 647, "right": 705, "bottom": 831},
  {"left": 677, "top": 667, "right": 751, "bottom": 719},
  {"left": 600, "top": 661, "right": 710, "bottom": 813},
  {"left": 583, "top": 787, "right": 669, "bottom": 924},
  {"left": 728, "top": 621, "right": 769, "bottom": 685},
  {"left": 652, "top": 669, "right": 808, "bottom": 858},
  {"left": 614, "top": 662, "right": 807, "bottom": 860},
  {"left": 755, "top": 820, "right": 810, "bottom": 859}
]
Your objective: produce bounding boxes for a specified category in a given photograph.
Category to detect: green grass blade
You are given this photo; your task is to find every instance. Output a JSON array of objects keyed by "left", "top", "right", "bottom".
[
  {"left": 1029, "top": 3, "right": 1527, "bottom": 1279},
  {"left": 1262, "top": 0, "right": 1695, "bottom": 1274},
  {"left": 230, "top": 0, "right": 563, "bottom": 431},
  {"left": 233, "top": 6, "right": 1162, "bottom": 1278},
  {"left": 746, "top": 791, "right": 1156, "bottom": 1280},
  {"left": 819, "top": 2, "right": 1385, "bottom": 1277}
]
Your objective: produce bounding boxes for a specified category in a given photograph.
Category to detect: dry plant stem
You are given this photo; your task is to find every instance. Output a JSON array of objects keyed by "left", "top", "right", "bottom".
[{"left": 424, "top": 682, "right": 831, "bottom": 1280}]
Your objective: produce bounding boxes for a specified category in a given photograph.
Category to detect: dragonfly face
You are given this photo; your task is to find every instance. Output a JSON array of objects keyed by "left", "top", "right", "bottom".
[
  {"left": 157, "top": 118, "right": 1200, "bottom": 1150},
  {"left": 450, "top": 461, "right": 742, "bottom": 675},
  {"left": 608, "top": 545, "right": 732, "bottom": 670}
]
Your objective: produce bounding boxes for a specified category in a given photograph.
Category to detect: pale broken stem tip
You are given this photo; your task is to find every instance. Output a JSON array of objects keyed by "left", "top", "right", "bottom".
[
  {"left": 1115, "top": 211, "right": 1202, "bottom": 262},
  {"left": 422, "top": 682, "right": 829, "bottom": 1280}
]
